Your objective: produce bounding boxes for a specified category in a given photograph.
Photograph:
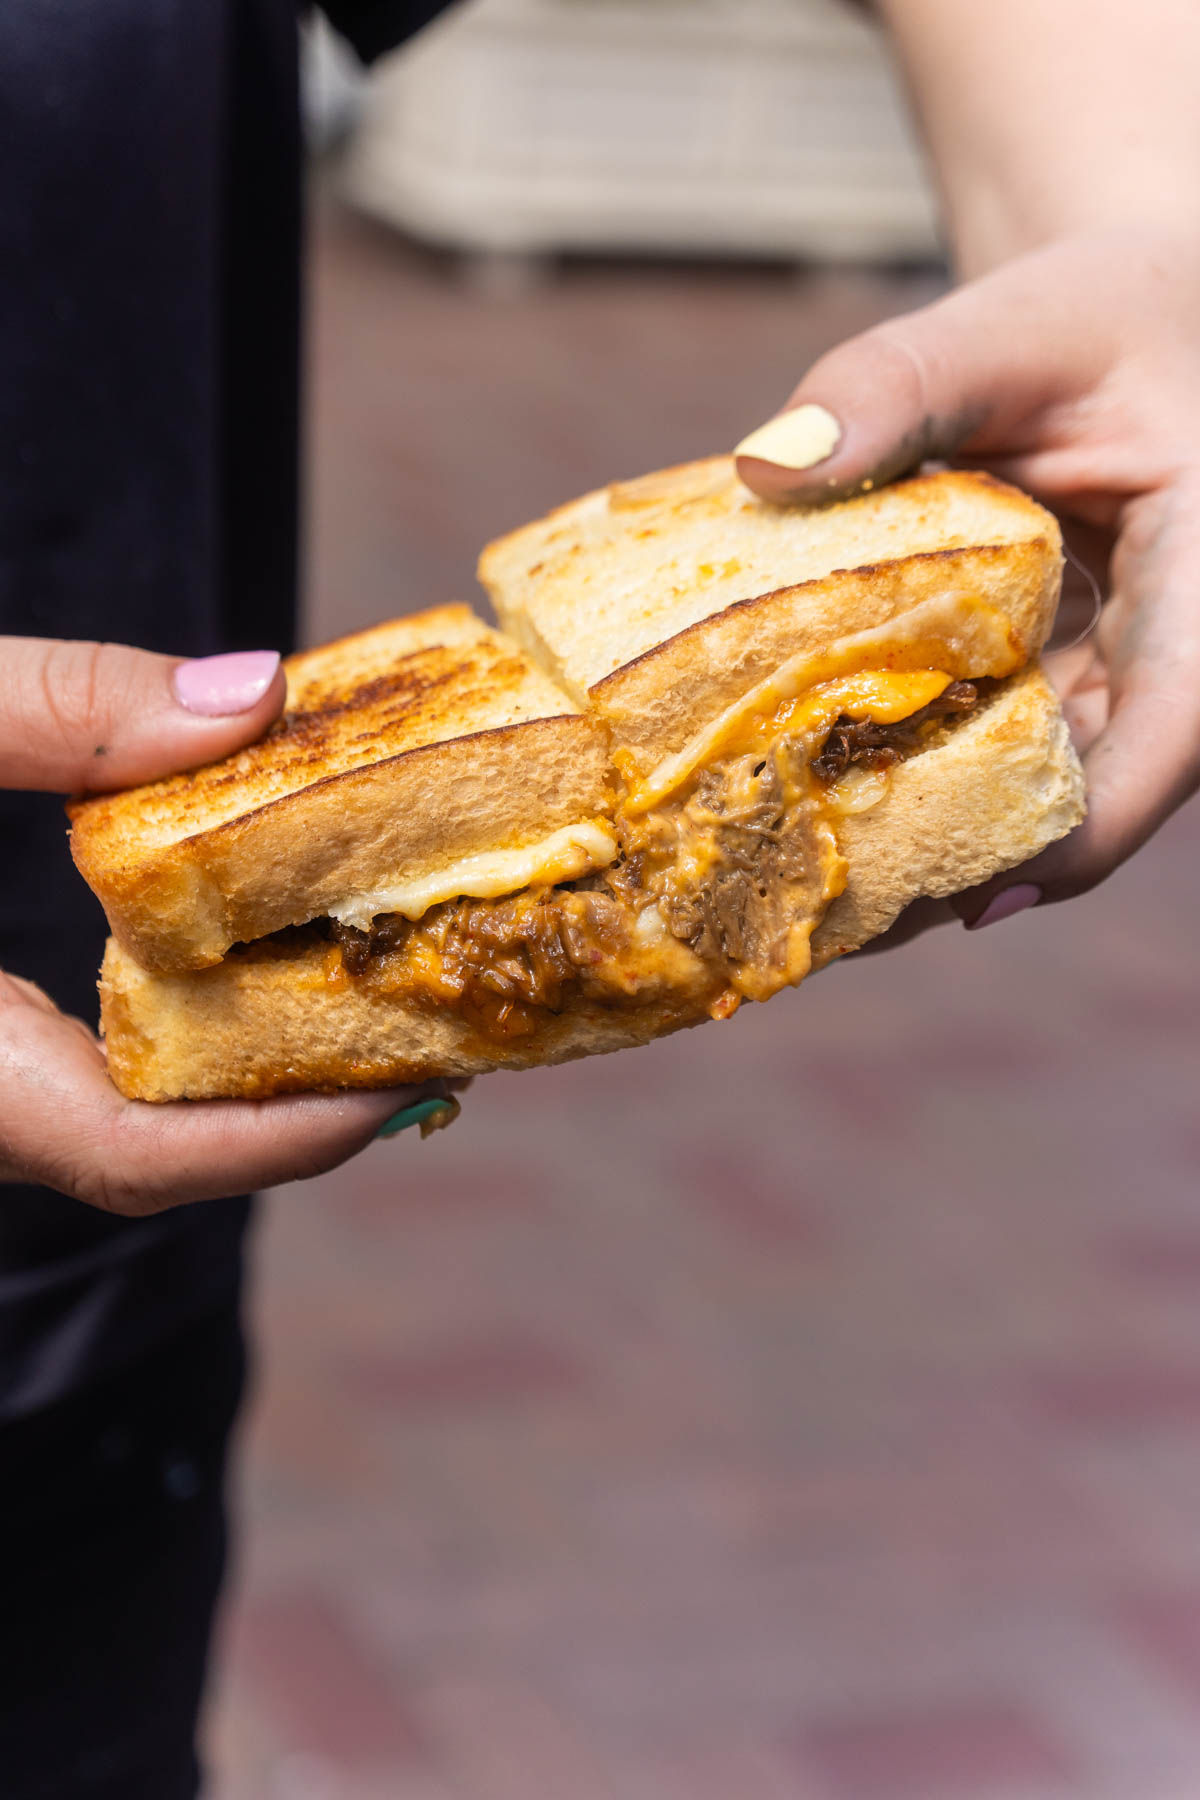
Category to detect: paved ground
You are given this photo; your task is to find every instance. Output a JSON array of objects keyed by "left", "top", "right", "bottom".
[{"left": 206, "top": 187, "right": 1200, "bottom": 1800}]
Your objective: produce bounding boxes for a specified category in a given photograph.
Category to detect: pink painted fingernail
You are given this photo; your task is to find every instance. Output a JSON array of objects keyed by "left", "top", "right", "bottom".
[
  {"left": 967, "top": 883, "right": 1042, "bottom": 930},
  {"left": 172, "top": 650, "right": 281, "bottom": 716}
]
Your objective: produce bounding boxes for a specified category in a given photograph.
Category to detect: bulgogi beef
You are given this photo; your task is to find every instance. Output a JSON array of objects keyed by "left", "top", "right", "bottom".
[
  {"left": 326, "top": 677, "right": 990, "bottom": 1016},
  {"left": 811, "top": 680, "right": 980, "bottom": 782}
]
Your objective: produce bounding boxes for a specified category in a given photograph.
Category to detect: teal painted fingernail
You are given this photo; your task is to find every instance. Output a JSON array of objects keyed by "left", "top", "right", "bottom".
[{"left": 376, "top": 1094, "right": 460, "bottom": 1137}]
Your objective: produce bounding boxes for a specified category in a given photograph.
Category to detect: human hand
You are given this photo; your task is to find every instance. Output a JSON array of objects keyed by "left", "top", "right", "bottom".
[
  {"left": 0, "top": 638, "right": 451, "bottom": 1213},
  {"left": 735, "top": 229, "right": 1200, "bottom": 926}
]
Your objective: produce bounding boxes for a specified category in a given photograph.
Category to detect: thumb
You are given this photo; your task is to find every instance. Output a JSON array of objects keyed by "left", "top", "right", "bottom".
[
  {"left": 733, "top": 265, "right": 1094, "bottom": 505},
  {"left": 0, "top": 638, "right": 286, "bottom": 794}
]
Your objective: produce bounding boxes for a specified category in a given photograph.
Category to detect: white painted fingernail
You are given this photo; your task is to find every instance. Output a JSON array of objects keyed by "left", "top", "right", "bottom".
[{"left": 734, "top": 405, "right": 842, "bottom": 471}]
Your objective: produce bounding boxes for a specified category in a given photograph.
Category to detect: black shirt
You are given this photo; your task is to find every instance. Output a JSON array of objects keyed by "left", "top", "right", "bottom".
[{"left": 0, "top": 0, "right": 449, "bottom": 1417}]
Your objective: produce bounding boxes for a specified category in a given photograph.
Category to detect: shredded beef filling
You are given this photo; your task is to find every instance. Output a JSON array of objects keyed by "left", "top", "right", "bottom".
[
  {"left": 309, "top": 676, "right": 989, "bottom": 1030},
  {"left": 335, "top": 888, "right": 625, "bottom": 1005},
  {"left": 811, "top": 679, "right": 981, "bottom": 782},
  {"left": 326, "top": 885, "right": 650, "bottom": 1037},
  {"left": 330, "top": 742, "right": 825, "bottom": 1018},
  {"left": 620, "top": 748, "right": 830, "bottom": 996}
]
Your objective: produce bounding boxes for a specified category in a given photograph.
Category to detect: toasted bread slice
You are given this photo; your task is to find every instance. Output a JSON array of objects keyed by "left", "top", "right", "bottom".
[
  {"left": 70, "top": 607, "right": 612, "bottom": 974},
  {"left": 480, "top": 460, "right": 1062, "bottom": 769},
  {"left": 100, "top": 667, "right": 1084, "bottom": 1101},
  {"left": 810, "top": 663, "right": 1083, "bottom": 964}
]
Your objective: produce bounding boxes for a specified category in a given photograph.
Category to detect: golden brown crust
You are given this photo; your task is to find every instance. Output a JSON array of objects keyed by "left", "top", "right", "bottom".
[
  {"left": 99, "top": 668, "right": 1085, "bottom": 1102},
  {"left": 70, "top": 608, "right": 609, "bottom": 973},
  {"left": 74, "top": 468, "right": 1062, "bottom": 977},
  {"left": 589, "top": 538, "right": 1057, "bottom": 775},
  {"left": 85, "top": 464, "right": 1085, "bottom": 1100},
  {"left": 481, "top": 460, "right": 1063, "bottom": 750}
]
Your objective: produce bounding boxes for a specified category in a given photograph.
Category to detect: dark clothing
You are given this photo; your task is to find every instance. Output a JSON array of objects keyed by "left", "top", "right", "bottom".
[
  {"left": 0, "top": 0, "right": 302, "bottom": 1422},
  {"left": 1, "top": 0, "right": 449, "bottom": 1790},
  {"left": 324, "top": 0, "right": 450, "bottom": 62},
  {"left": 0, "top": 1303, "right": 246, "bottom": 1799},
  {"left": 0, "top": 0, "right": 448, "bottom": 1419}
]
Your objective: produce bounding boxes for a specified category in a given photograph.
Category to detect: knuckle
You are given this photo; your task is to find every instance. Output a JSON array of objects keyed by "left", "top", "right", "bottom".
[
  {"left": 71, "top": 1157, "right": 169, "bottom": 1218},
  {"left": 860, "top": 325, "right": 937, "bottom": 419},
  {"left": 89, "top": 1115, "right": 180, "bottom": 1216},
  {"left": 30, "top": 639, "right": 113, "bottom": 764},
  {"left": 0, "top": 970, "right": 45, "bottom": 1016},
  {"left": 0, "top": 973, "right": 166, "bottom": 1211},
  {"left": 273, "top": 1137, "right": 357, "bottom": 1189},
  {"left": 9, "top": 1135, "right": 107, "bottom": 1208},
  {"left": 260, "top": 1105, "right": 371, "bottom": 1190},
  {"left": 44, "top": 1111, "right": 174, "bottom": 1217},
  {"left": 1038, "top": 822, "right": 1121, "bottom": 904}
]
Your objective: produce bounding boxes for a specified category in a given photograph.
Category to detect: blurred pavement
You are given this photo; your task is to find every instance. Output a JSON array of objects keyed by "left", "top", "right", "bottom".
[{"left": 207, "top": 190, "right": 1200, "bottom": 1800}]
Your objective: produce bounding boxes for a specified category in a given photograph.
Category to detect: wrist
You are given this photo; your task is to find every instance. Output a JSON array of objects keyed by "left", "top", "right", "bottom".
[
  {"left": 949, "top": 217, "right": 1200, "bottom": 298},
  {"left": 950, "top": 190, "right": 1200, "bottom": 283},
  {"left": 874, "top": 0, "right": 1200, "bottom": 280}
]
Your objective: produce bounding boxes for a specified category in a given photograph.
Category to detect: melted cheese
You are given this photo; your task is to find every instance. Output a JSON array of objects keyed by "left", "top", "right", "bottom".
[
  {"left": 622, "top": 592, "right": 1019, "bottom": 815},
  {"left": 626, "top": 668, "right": 953, "bottom": 813},
  {"left": 826, "top": 765, "right": 891, "bottom": 816},
  {"left": 330, "top": 820, "right": 619, "bottom": 931},
  {"left": 726, "top": 812, "right": 849, "bottom": 1005},
  {"left": 327, "top": 600, "right": 1016, "bottom": 1013},
  {"left": 744, "top": 668, "right": 952, "bottom": 755}
]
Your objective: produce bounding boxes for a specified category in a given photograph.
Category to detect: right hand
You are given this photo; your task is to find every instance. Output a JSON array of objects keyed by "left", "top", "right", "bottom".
[
  {"left": 0, "top": 637, "right": 450, "bottom": 1215},
  {"left": 736, "top": 228, "right": 1200, "bottom": 927}
]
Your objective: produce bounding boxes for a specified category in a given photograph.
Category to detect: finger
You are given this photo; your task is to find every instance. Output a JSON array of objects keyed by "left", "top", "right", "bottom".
[
  {"left": 954, "top": 484, "right": 1200, "bottom": 921},
  {"left": 0, "top": 637, "right": 287, "bottom": 793},
  {"left": 733, "top": 258, "right": 1101, "bottom": 504},
  {"left": 0, "top": 973, "right": 453, "bottom": 1214},
  {"left": 954, "top": 670, "right": 1194, "bottom": 922},
  {"left": 849, "top": 897, "right": 957, "bottom": 958}
]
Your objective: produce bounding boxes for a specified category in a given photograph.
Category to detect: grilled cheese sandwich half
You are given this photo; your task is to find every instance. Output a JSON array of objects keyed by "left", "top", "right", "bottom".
[{"left": 80, "top": 462, "right": 1086, "bottom": 1101}]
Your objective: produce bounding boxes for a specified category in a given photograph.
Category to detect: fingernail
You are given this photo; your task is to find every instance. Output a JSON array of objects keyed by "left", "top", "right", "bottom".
[
  {"left": 966, "top": 883, "right": 1042, "bottom": 930},
  {"left": 734, "top": 405, "right": 842, "bottom": 471},
  {"left": 376, "top": 1096, "right": 460, "bottom": 1139},
  {"left": 172, "top": 650, "right": 281, "bottom": 717}
]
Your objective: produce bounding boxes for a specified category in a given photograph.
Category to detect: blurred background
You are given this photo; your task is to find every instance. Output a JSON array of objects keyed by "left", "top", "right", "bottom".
[{"left": 208, "top": 5, "right": 1200, "bottom": 1797}]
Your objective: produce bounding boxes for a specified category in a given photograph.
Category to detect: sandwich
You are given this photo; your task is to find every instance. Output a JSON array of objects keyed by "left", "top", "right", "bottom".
[{"left": 71, "top": 459, "right": 1086, "bottom": 1102}]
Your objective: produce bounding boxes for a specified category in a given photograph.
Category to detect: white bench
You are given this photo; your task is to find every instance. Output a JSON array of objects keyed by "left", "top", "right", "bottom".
[{"left": 337, "top": 0, "right": 940, "bottom": 265}]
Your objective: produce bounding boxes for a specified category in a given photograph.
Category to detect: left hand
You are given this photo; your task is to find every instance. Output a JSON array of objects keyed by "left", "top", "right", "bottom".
[{"left": 0, "top": 638, "right": 454, "bottom": 1214}]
